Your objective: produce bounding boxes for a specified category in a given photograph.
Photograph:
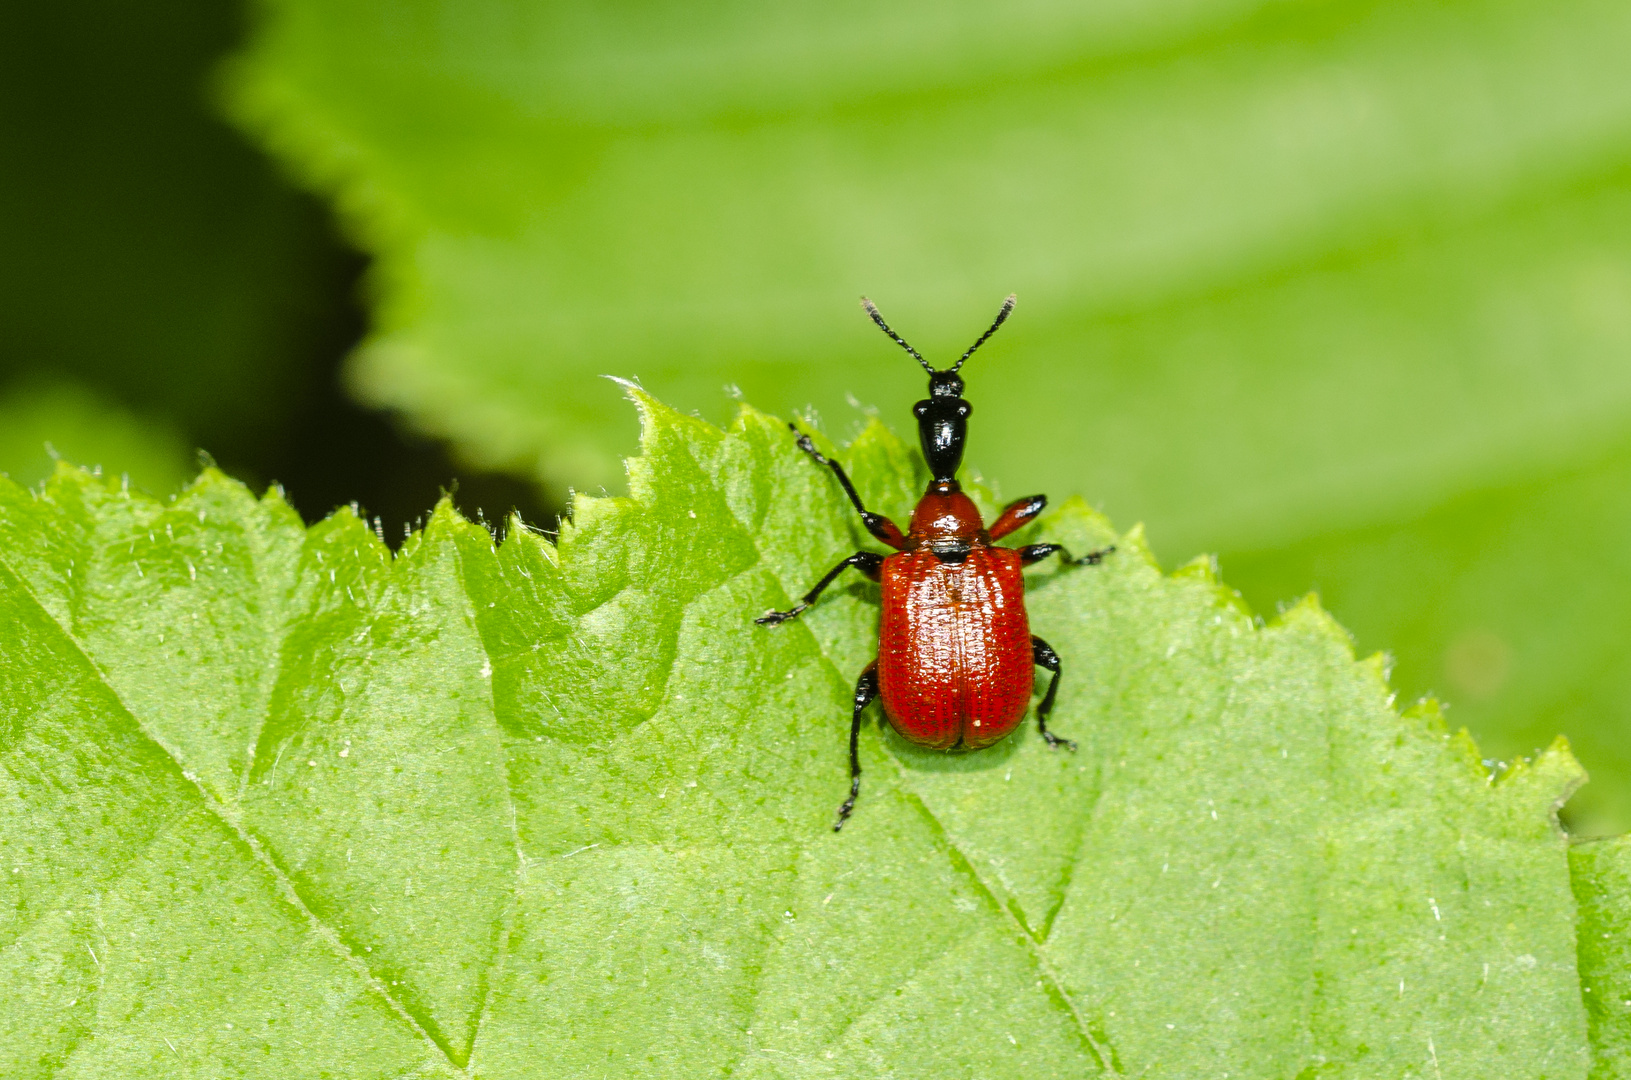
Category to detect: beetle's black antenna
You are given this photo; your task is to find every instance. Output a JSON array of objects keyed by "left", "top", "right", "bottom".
[
  {"left": 952, "top": 294, "right": 1016, "bottom": 373},
  {"left": 861, "top": 297, "right": 934, "bottom": 375}
]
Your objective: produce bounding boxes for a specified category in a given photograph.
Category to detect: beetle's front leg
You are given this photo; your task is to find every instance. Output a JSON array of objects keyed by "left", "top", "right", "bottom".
[
  {"left": 787, "top": 423, "right": 907, "bottom": 549},
  {"left": 988, "top": 494, "right": 1047, "bottom": 539},
  {"left": 834, "top": 662, "right": 879, "bottom": 831},
  {"left": 1018, "top": 543, "right": 1115, "bottom": 567},
  {"left": 756, "top": 551, "right": 883, "bottom": 625}
]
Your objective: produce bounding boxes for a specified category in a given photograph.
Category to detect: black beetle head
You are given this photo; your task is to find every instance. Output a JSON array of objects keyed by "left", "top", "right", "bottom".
[
  {"left": 927, "top": 370, "right": 964, "bottom": 399},
  {"left": 913, "top": 394, "right": 971, "bottom": 482},
  {"left": 859, "top": 294, "right": 1015, "bottom": 484}
]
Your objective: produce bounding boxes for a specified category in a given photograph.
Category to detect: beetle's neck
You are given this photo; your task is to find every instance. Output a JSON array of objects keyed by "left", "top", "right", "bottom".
[
  {"left": 915, "top": 391, "right": 969, "bottom": 481},
  {"left": 907, "top": 484, "right": 985, "bottom": 543}
]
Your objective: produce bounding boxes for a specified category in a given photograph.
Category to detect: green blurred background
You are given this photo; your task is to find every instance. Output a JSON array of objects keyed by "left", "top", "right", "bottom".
[
  {"left": 0, "top": 0, "right": 550, "bottom": 533},
  {"left": 4, "top": 0, "right": 1631, "bottom": 832}
]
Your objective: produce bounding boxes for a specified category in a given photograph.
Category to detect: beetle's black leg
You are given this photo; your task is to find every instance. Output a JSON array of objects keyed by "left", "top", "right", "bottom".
[
  {"left": 1018, "top": 543, "right": 1115, "bottom": 567},
  {"left": 787, "top": 423, "right": 907, "bottom": 549},
  {"left": 1031, "top": 636, "right": 1076, "bottom": 752},
  {"left": 757, "top": 551, "right": 884, "bottom": 625},
  {"left": 835, "top": 662, "right": 880, "bottom": 831}
]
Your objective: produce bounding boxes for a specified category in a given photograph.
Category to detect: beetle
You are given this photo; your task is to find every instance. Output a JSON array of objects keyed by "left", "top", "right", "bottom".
[{"left": 757, "top": 294, "right": 1114, "bottom": 830}]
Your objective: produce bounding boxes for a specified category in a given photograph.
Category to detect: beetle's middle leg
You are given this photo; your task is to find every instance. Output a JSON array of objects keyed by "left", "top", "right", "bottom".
[
  {"left": 1019, "top": 543, "right": 1115, "bottom": 567},
  {"left": 756, "top": 551, "right": 883, "bottom": 625},
  {"left": 1031, "top": 635, "right": 1077, "bottom": 752},
  {"left": 834, "top": 661, "right": 880, "bottom": 831}
]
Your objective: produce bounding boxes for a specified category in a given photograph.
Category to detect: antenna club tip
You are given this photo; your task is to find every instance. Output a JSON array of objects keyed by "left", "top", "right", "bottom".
[{"left": 949, "top": 292, "right": 1020, "bottom": 372}]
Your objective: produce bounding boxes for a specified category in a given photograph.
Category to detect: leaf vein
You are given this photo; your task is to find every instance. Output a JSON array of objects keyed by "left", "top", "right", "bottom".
[{"left": 0, "top": 551, "right": 466, "bottom": 1077}]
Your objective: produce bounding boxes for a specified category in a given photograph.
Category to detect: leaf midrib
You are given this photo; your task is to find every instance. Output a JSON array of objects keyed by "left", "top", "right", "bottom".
[{"left": 0, "top": 545, "right": 470, "bottom": 1078}]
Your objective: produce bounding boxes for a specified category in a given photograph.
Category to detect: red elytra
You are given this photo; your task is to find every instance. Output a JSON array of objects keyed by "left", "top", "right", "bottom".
[
  {"left": 757, "top": 296, "right": 1113, "bottom": 830},
  {"left": 878, "top": 487, "right": 1032, "bottom": 751}
]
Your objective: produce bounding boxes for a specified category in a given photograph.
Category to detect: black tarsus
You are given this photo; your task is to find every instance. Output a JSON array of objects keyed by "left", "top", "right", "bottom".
[
  {"left": 1031, "top": 636, "right": 1076, "bottom": 752},
  {"left": 1019, "top": 543, "right": 1116, "bottom": 567},
  {"left": 788, "top": 423, "right": 903, "bottom": 547},
  {"left": 835, "top": 663, "right": 880, "bottom": 830},
  {"left": 756, "top": 551, "right": 884, "bottom": 625}
]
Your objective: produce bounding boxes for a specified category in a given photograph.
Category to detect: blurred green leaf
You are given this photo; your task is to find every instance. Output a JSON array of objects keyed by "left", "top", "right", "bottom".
[
  {"left": 226, "top": 0, "right": 1631, "bottom": 823},
  {"left": 0, "top": 394, "right": 1602, "bottom": 1077},
  {"left": 224, "top": 0, "right": 1631, "bottom": 507},
  {"left": 0, "top": 0, "right": 359, "bottom": 486},
  {"left": 0, "top": 381, "right": 194, "bottom": 497}
]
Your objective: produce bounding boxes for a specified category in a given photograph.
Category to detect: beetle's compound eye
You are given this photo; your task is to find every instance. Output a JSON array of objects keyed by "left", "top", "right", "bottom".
[
  {"left": 956, "top": 401, "right": 972, "bottom": 418},
  {"left": 913, "top": 401, "right": 930, "bottom": 419}
]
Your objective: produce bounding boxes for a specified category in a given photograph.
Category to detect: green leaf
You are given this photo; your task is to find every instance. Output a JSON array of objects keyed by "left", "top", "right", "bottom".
[
  {"left": 0, "top": 393, "right": 1602, "bottom": 1077},
  {"left": 1573, "top": 836, "right": 1631, "bottom": 1078},
  {"left": 223, "top": 0, "right": 1631, "bottom": 828}
]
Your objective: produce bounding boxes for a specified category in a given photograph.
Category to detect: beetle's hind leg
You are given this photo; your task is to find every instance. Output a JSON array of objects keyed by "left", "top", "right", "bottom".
[
  {"left": 757, "top": 551, "right": 883, "bottom": 625},
  {"left": 1031, "top": 636, "right": 1077, "bottom": 752},
  {"left": 834, "top": 662, "right": 880, "bottom": 831}
]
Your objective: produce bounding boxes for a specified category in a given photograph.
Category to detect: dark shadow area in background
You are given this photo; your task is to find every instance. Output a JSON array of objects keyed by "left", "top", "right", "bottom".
[{"left": 0, "top": 0, "right": 559, "bottom": 542}]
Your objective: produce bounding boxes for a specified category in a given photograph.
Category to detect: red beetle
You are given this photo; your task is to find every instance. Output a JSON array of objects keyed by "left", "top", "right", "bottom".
[{"left": 758, "top": 295, "right": 1113, "bottom": 829}]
